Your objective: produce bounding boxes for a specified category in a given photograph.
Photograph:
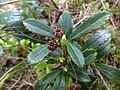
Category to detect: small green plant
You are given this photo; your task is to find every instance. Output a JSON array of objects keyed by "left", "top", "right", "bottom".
[{"left": 23, "top": 10, "right": 120, "bottom": 90}]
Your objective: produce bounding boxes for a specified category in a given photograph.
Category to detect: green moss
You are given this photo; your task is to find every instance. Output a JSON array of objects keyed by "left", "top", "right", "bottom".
[{"left": 114, "top": 6, "right": 120, "bottom": 19}]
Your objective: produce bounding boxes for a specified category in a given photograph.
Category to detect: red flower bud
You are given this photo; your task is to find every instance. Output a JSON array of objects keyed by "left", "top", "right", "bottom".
[
  {"left": 48, "top": 40, "right": 58, "bottom": 51},
  {"left": 54, "top": 28, "right": 64, "bottom": 38},
  {"left": 70, "top": 83, "right": 81, "bottom": 90}
]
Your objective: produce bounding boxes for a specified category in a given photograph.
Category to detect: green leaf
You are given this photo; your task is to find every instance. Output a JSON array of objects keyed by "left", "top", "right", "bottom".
[
  {"left": 83, "top": 30, "right": 112, "bottom": 57},
  {"left": 54, "top": 71, "right": 66, "bottom": 90},
  {"left": 96, "top": 64, "right": 120, "bottom": 83},
  {"left": 50, "top": 47, "right": 62, "bottom": 56},
  {"left": 83, "top": 30, "right": 111, "bottom": 49},
  {"left": 34, "top": 78, "right": 48, "bottom": 90},
  {"left": 42, "top": 69, "right": 61, "bottom": 84},
  {"left": 83, "top": 49, "right": 97, "bottom": 65},
  {"left": 69, "top": 69, "right": 91, "bottom": 82},
  {"left": 23, "top": 18, "right": 53, "bottom": 37},
  {"left": 35, "top": 69, "right": 61, "bottom": 90},
  {"left": 2, "top": 21, "right": 25, "bottom": 31},
  {"left": 58, "top": 10, "right": 73, "bottom": 38},
  {"left": 34, "top": 61, "right": 47, "bottom": 70},
  {"left": 69, "top": 12, "right": 110, "bottom": 40},
  {"left": 97, "top": 41, "right": 115, "bottom": 58},
  {"left": 67, "top": 42, "right": 84, "bottom": 67},
  {"left": 28, "top": 45, "right": 50, "bottom": 64},
  {"left": 38, "top": 70, "right": 46, "bottom": 79},
  {"left": 0, "top": 10, "right": 22, "bottom": 27},
  {"left": 72, "top": 41, "right": 82, "bottom": 50}
]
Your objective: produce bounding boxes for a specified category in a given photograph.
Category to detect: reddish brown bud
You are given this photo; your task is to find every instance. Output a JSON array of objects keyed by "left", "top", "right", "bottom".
[
  {"left": 48, "top": 40, "right": 58, "bottom": 51},
  {"left": 70, "top": 83, "right": 81, "bottom": 90},
  {"left": 54, "top": 28, "right": 64, "bottom": 38}
]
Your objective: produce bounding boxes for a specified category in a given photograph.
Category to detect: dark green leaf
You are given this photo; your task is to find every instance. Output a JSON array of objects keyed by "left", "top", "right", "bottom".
[
  {"left": 96, "top": 64, "right": 120, "bottom": 83},
  {"left": 28, "top": 45, "right": 50, "bottom": 64},
  {"left": 67, "top": 42, "right": 84, "bottom": 67},
  {"left": 83, "top": 49, "right": 97, "bottom": 64},
  {"left": 69, "top": 69, "right": 91, "bottom": 82},
  {"left": 58, "top": 10, "right": 73, "bottom": 38},
  {"left": 23, "top": 18, "right": 53, "bottom": 37},
  {"left": 69, "top": 12, "right": 110, "bottom": 40},
  {"left": 34, "top": 69, "right": 61, "bottom": 90},
  {"left": 97, "top": 41, "right": 115, "bottom": 58},
  {"left": 49, "top": 47, "right": 62, "bottom": 56},
  {"left": 34, "top": 78, "right": 48, "bottom": 90},
  {"left": 54, "top": 71, "right": 66, "bottom": 90},
  {"left": 42, "top": 69, "right": 61, "bottom": 84}
]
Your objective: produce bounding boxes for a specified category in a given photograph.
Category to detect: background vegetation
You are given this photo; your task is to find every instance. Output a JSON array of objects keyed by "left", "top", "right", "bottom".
[{"left": 0, "top": 0, "right": 120, "bottom": 90}]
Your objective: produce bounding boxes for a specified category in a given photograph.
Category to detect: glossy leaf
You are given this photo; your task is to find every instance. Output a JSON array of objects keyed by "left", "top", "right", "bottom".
[
  {"left": 97, "top": 41, "right": 115, "bottom": 58},
  {"left": 58, "top": 10, "right": 73, "bottom": 38},
  {"left": 69, "top": 12, "right": 110, "bottom": 40},
  {"left": 23, "top": 19, "right": 53, "bottom": 37},
  {"left": 83, "top": 30, "right": 111, "bottom": 49},
  {"left": 28, "top": 45, "right": 50, "bottom": 64},
  {"left": 67, "top": 42, "right": 85, "bottom": 67},
  {"left": 83, "top": 30, "right": 112, "bottom": 57},
  {"left": 83, "top": 49, "right": 97, "bottom": 64},
  {"left": 97, "top": 64, "right": 120, "bottom": 83},
  {"left": 54, "top": 72, "right": 66, "bottom": 90},
  {"left": 0, "top": 10, "right": 22, "bottom": 27},
  {"left": 42, "top": 69, "right": 61, "bottom": 84}
]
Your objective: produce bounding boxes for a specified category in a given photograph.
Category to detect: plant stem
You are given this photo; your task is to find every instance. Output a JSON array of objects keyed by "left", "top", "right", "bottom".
[
  {"left": 100, "top": 0, "right": 106, "bottom": 11},
  {"left": 0, "top": 0, "right": 20, "bottom": 6},
  {"left": 94, "top": 64, "right": 111, "bottom": 90}
]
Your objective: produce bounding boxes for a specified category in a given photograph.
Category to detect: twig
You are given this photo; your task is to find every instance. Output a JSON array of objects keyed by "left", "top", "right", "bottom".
[
  {"left": 95, "top": 66, "right": 111, "bottom": 90},
  {"left": 51, "top": 0, "right": 59, "bottom": 9},
  {"left": 89, "top": 78, "right": 98, "bottom": 90},
  {"left": 100, "top": 0, "right": 117, "bottom": 29},
  {"left": 22, "top": 80, "right": 34, "bottom": 87},
  {"left": 8, "top": 73, "right": 23, "bottom": 90},
  {"left": 73, "top": 15, "right": 89, "bottom": 28},
  {"left": 108, "top": 54, "right": 116, "bottom": 68},
  {"left": 100, "top": 0, "right": 106, "bottom": 11},
  {"left": 0, "top": 0, "right": 20, "bottom": 6}
]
